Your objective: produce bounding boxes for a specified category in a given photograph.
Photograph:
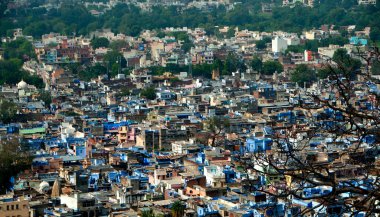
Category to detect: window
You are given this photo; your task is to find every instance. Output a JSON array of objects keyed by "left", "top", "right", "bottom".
[
  {"left": 11, "top": 205, "right": 14, "bottom": 210},
  {"left": 15, "top": 205, "right": 18, "bottom": 210},
  {"left": 7, "top": 205, "right": 9, "bottom": 211}
]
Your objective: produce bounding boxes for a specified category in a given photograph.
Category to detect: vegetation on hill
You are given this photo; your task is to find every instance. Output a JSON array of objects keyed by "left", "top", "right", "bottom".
[
  {"left": 0, "top": 1, "right": 379, "bottom": 40},
  {"left": 0, "top": 137, "right": 32, "bottom": 194},
  {"left": 0, "top": 38, "right": 43, "bottom": 87}
]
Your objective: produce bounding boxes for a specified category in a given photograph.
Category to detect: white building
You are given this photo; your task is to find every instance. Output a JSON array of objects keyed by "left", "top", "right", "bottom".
[
  {"left": 272, "top": 36, "right": 288, "bottom": 53},
  {"left": 60, "top": 192, "right": 97, "bottom": 215},
  {"left": 285, "top": 36, "right": 301, "bottom": 46},
  {"left": 358, "top": 0, "right": 376, "bottom": 5},
  {"left": 204, "top": 165, "right": 225, "bottom": 188},
  {"left": 318, "top": 45, "right": 342, "bottom": 59},
  {"left": 171, "top": 140, "right": 200, "bottom": 154}
]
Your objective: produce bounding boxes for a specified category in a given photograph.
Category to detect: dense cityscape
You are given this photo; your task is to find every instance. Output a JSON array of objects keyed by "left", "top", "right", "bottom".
[{"left": 0, "top": 0, "right": 380, "bottom": 216}]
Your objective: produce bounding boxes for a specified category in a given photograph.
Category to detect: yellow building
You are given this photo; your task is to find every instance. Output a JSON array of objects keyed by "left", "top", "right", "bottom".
[{"left": 0, "top": 195, "right": 30, "bottom": 217}]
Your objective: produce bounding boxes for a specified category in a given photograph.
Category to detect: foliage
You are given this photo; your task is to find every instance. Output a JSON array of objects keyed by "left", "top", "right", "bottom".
[
  {"left": 226, "top": 27, "right": 236, "bottom": 38},
  {"left": 78, "top": 63, "right": 107, "bottom": 81},
  {"left": 262, "top": 60, "right": 283, "bottom": 75},
  {"left": 0, "top": 138, "right": 32, "bottom": 194},
  {"left": 141, "top": 209, "right": 155, "bottom": 217},
  {"left": 38, "top": 90, "right": 52, "bottom": 107},
  {"left": 149, "top": 55, "right": 243, "bottom": 78},
  {"left": 318, "top": 49, "right": 362, "bottom": 79},
  {"left": 250, "top": 56, "right": 263, "bottom": 72},
  {"left": 222, "top": 53, "right": 246, "bottom": 75},
  {"left": 0, "top": 59, "right": 44, "bottom": 88},
  {"left": 290, "top": 64, "right": 317, "bottom": 85},
  {"left": 61, "top": 111, "right": 80, "bottom": 117},
  {"left": 255, "top": 40, "right": 267, "bottom": 50},
  {"left": 90, "top": 37, "right": 110, "bottom": 49},
  {"left": 2, "top": 38, "right": 36, "bottom": 60},
  {"left": 167, "top": 31, "right": 193, "bottom": 52},
  {"left": 332, "top": 48, "right": 362, "bottom": 77},
  {"left": 140, "top": 87, "right": 156, "bottom": 100},
  {"left": 104, "top": 51, "right": 127, "bottom": 77},
  {"left": 115, "top": 87, "right": 131, "bottom": 98},
  {"left": 372, "top": 60, "right": 380, "bottom": 75},
  {"left": 1, "top": 2, "right": 380, "bottom": 38},
  {"left": 109, "top": 40, "right": 128, "bottom": 51},
  {"left": 317, "top": 67, "right": 331, "bottom": 79},
  {"left": 285, "top": 45, "right": 305, "bottom": 54},
  {"left": 238, "top": 45, "right": 380, "bottom": 216},
  {"left": 333, "top": 49, "right": 361, "bottom": 69},
  {"left": 0, "top": 100, "right": 17, "bottom": 124},
  {"left": 171, "top": 201, "right": 185, "bottom": 217},
  {"left": 204, "top": 116, "right": 230, "bottom": 146},
  {"left": 286, "top": 36, "right": 349, "bottom": 53},
  {"left": 0, "top": 38, "right": 44, "bottom": 88},
  {"left": 370, "top": 27, "right": 380, "bottom": 42}
]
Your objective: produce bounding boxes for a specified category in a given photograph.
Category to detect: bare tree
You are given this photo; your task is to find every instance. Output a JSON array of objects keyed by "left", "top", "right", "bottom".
[
  {"left": 204, "top": 116, "right": 230, "bottom": 147},
  {"left": 236, "top": 46, "right": 380, "bottom": 216}
]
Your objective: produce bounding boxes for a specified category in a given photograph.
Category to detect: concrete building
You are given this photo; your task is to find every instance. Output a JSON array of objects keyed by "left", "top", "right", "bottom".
[
  {"left": 0, "top": 195, "right": 30, "bottom": 217},
  {"left": 60, "top": 192, "right": 98, "bottom": 217},
  {"left": 272, "top": 36, "right": 288, "bottom": 53}
]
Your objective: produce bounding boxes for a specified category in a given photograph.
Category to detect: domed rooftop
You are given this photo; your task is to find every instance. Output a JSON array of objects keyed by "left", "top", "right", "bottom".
[
  {"left": 38, "top": 181, "right": 50, "bottom": 193},
  {"left": 17, "top": 79, "right": 28, "bottom": 89}
]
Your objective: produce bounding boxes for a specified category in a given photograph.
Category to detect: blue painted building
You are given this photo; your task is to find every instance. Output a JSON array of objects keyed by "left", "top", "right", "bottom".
[
  {"left": 349, "top": 37, "right": 368, "bottom": 46},
  {"left": 245, "top": 137, "right": 272, "bottom": 153}
]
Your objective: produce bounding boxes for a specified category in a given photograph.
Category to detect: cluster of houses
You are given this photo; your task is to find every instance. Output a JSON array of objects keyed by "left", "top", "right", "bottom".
[{"left": 0, "top": 18, "right": 379, "bottom": 217}]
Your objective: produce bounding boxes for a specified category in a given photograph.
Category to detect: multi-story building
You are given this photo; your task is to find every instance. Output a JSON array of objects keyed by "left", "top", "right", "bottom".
[
  {"left": 0, "top": 195, "right": 30, "bottom": 217},
  {"left": 272, "top": 36, "right": 288, "bottom": 53},
  {"left": 358, "top": 0, "right": 376, "bottom": 5}
]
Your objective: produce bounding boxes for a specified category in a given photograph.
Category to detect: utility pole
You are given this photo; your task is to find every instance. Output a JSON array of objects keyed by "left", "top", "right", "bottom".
[{"left": 188, "top": 53, "right": 192, "bottom": 78}]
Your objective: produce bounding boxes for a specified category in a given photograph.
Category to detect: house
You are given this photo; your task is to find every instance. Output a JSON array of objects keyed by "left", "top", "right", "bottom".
[
  {"left": 60, "top": 192, "right": 98, "bottom": 217},
  {"left": 204, "top": 165, "right": 226, "bottom": 187},
  {"left": 0, "top": 195, "right": 30, "bottom": 217}
]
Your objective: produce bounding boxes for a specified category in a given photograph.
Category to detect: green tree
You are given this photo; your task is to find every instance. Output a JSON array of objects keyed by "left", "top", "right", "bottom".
[
  {"left": 78, "top": 63, "right": 107, "bottom": 81},
  {"left": 91, "top": 37, "right": 110, "bottom": 49},
  {"left": 0, "top": 59, "right": 23, "bottom": 85},
  {"left": 0, "top": 100, "right": 17, "bottom": 124},
  {"left": 291, "top": 64, "right": 317, "bottom": 86},
  {"left": 171, "top": 201, "right": 185, "bottom": 217},
  {"left": 286, "top": 45, "right": 305, "bottom": 54},
  {"left": 0, "top": 138, "right": 32, "bottom": 194},
  {"left": 317, "top": 67, "right": 332, "bottom": 79},
  {"left": 370, "top": 27, "right": 380, "bottom": 42},
  {"left": 250, "top": 56, "right": 263, "bottom": 72},
  {"left": 262, "top": 61, "right": 284, "bottom": 75},
  {"left": 109, "top": 40, "right": 128, "bottom": 51},
  {"left": 156, "top": 31, "right": 166, "bottom": 38},
  {"left": 2, "top": 38, "right": 36, "bottom": 60},
  {"left": 38, "top": 90, "right": 52, "bottom": 108},
  {"left": 255, "top": 40, "right": 267, "bottom": 50},
  {"left": 104, "top": 51, "right": 127, "bottom": 77},
  {"left": 223, "top": 53, "right": 241, "bottom": 75},
  {"left": 140, "top": 87, "right": 156, "bottom": 100},
  {"left": 372, "top": 60, "right": 380, "bottom": 75},
  {"left": 332, "top": 48, "right": 362, "bottom": 77},
  {"left": 116, "top": 87, "right": 131, "bottom": 98},
  {"left": 141, "top": 209, "right": 155, "bottom": 217},
  {"left": 226, "top": 27, "right": 236, "bottom": 38}
]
